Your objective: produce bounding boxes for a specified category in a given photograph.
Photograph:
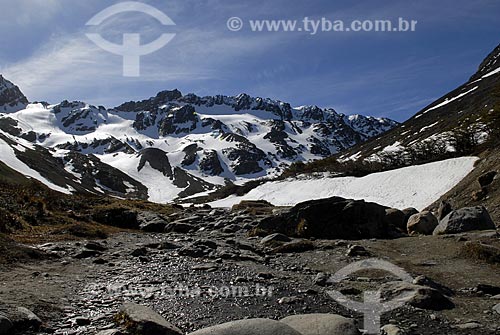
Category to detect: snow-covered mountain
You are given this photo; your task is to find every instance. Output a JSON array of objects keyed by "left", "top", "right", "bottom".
[{"left": 0, "top": 76, "right": 397, "bottom": 202}]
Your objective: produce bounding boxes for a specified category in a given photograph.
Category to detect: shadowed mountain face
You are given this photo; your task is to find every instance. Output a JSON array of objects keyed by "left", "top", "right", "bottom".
[
  {"left": 0, "top": 81, "right": 397, "bottom": 202},
  {"left": 0, "top": 76, "right": 28, "bottom": 113}
]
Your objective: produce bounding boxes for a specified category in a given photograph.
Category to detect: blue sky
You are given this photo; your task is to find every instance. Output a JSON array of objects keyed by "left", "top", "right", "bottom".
[{"left": 0, "top": 0, "right": 499, "bottom": 122}]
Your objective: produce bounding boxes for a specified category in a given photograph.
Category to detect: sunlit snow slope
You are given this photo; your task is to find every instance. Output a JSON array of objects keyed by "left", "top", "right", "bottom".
[{"left": 209, "top": 157, "right": 478, "bottom": 210}]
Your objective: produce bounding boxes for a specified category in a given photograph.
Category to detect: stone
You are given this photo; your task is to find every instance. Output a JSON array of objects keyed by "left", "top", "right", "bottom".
[
  {"left": 380, "top": 281, "right": 454, "bottom": 310},
  {"left": 11, "top": 307, "right": 42, "bottom": 330},
  {"left": 131, "top": 247, "right": 148, "bottom": 257},
  {"left": 381, "top": 324, "right": 405, "bottom": 335},
  {"left": 384, "top": 208, "right": 406, "bottom": 232},
  {"left": 401, "top": 208, "right": 419, "bottom": 223},
  {"left": 188, "top": 318, "right": 302, "bottom": 335},
  {"left": 75, "top": 317, "right": 91, "bottom": 326},
  {"left": 433, "top": 206, "right": 496, "bottom": 235},
  {"left": 412, "top": 276, "right": 453, "bottom": 296},
  {"left": 407, "top": 211, "right": 438, "bottom": 235},
  {"left": 261, "top": 233, "right": 291, "bottom": 245},
  {"left": 280, "top": 313, "right": 359, "bottom": 335},
  {"left": 314, "top": 272, "right": 329, "bottom": 286},
  {"left": 455, "top": 322, "right": 482, "bottom": 330},
  {"left": 478, "top": 171, "right": 497, "bottom": 187},
  {"left": 437, "top": 201, "right": 452, "bottom": 221},
  {"left": 474, "top": 284, "right": 500, "bottom": 296},
  {"left": 138, "top": 211, "right": 168, "bottom": 233},
  {"left": 119, "top": 303, "right": 182, "bottom": 335},
  {"left": 255, "top": 197, "right": 391, "bottom": 240},
  {"left": 0, "top": 314, "right": 13, "bottom": 335},
  {"left": 346, "top": 245, "right": 370, "bottom": 257},
  {"left": 493, "top": 303, "right": 500, "bottom": 314}
]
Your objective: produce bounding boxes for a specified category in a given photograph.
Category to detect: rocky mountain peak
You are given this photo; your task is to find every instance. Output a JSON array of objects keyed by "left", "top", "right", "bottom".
[
  {"left": 0, "top": 75, "right": 29, "bottom": 113},
  {"left": 470, "top": 43, "right": 500, "bottom": 81}
]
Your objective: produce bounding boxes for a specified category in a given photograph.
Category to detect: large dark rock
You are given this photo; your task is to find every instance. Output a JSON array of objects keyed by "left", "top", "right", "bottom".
[
  {"left": 478, "top": 171, "right": 497, "bottom": 187},
  {"left": 255, "top": 197, "right": 392, "bottom": 240},
  {"left": 0, "top": 314, "right": 13, "bottom": 334},
  {"left": 384, "top": 208, "right": 406, "bottom": 232},
  {"left": 433, "top": 206, "right": 496, "bottom": 235}
]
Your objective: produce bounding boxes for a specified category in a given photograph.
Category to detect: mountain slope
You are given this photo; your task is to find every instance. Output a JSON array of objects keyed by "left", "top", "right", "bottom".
[
  {"left": 335, "top": 43, "right": 500, "bottom": 164},
  {"left": 0, "top": 84, "right": 397, "bottom": 202},
  {"left": 273, "top": 42, "right": 500, "bottom": 221}
]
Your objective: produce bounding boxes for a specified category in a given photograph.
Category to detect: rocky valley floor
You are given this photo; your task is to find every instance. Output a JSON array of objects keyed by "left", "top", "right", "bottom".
[{"left": 0, "top": 205, "right": 499, "bottom": 335}]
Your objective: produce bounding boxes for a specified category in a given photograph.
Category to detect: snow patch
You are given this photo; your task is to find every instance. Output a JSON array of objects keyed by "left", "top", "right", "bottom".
[{"left": 209, "top": 157, "right": 478, "bottom": 211}]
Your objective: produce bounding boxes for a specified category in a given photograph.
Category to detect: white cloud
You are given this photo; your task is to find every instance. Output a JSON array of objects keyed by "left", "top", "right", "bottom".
[{"left": 0, "top": 0, "right": 62, "bottom": 26}]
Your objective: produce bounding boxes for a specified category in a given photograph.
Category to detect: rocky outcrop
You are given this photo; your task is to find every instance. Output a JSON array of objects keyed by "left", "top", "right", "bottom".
[
  {"left": 433, "top": 206, "right": 496, "bottom": 235},
  {"left": 255, "top": 197, "right": 395, "bottom": 240},
  {"left": 0, "top": 75, "right": 28, "bottom": 113},
  {"left": 199, "top": 150, "right": 224, "bottom": 175},
  {"left": 138, "top": 148, "right": 173, "bottom": 177}
]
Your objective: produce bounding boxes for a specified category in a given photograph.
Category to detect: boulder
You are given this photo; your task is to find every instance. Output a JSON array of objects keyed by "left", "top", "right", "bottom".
[
  {"left": 494, "top": 303, "right": 500, "bottom": 314},
  {"left": 7, "top": 307, "right": 42, "bottom": 331},
  {"left": 380, "top": 281, "right": 454, "bottom": 311},
  {"left": 280, "top": 313, "right": 359, "bottom": 335},
  {"left": 384, "top": 208, "right": 406, "bottom": 232},
  {"left": 118, "top": 303, "right": 182, "bottom": 335},
  {"left": 412, "top": 275, "right": 454, "bottom": 296},
  {"left": 407, "top": 211, "right": 438, "bottom": 235},
  {"left": 137, "top": 211, "right": 168, "bottom": 233},
  {"left": 0, "top": 314, "right": 13, "bottom": 335},
  {"left": 437, "top": 201, "right": 452, "bottom": 221},
  {"left": 188, "top": 318, "right": 302, "bottom": 335},
  {"left": 433, "top": 206, "right": 496, "bottom": 235},
  {"left": 381, "top": 324, "right": 405, "bottom": 335},
  {"left": 345, "top": 245, "right": 370, "bottom": 257},
  {"left": 256, "top": 197, "right": 390, "bottom": 240},
  {"left": 401, "top": 208, "right": 419, "bottom": 223},
  {"left": 478, "top": 171, "right": 497, "bottom": 187}
]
